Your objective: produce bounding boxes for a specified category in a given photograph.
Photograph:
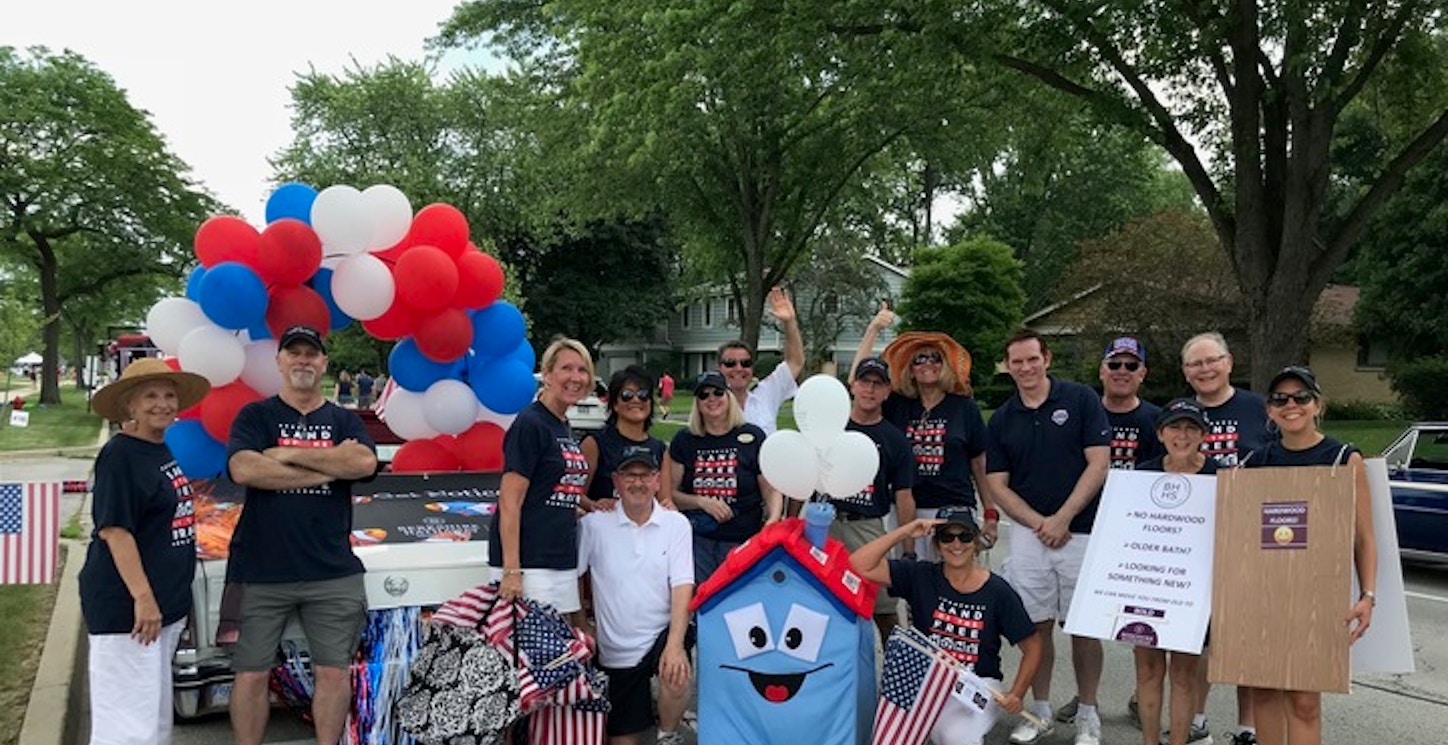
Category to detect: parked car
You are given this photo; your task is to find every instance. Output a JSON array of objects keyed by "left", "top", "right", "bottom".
[
  {"left": 1381, "top": 422, "right": 1448, "bottom": 560},
  {"left": 533, "top": 373, "right": 609, "bottom": 435}
]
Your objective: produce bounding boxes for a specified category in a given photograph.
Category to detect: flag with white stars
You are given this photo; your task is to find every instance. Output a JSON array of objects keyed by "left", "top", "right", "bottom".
[
  {"left": 871, "top": 626, "right": 956, "bottom": 745},
  {"left": 0, "top": 482, "right": 61, "bottom": 584}
]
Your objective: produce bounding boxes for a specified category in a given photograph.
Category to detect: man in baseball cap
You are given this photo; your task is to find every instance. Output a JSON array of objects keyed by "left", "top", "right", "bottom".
[{"left": 277, "top": 325, "right": 326, "bottom": 353}]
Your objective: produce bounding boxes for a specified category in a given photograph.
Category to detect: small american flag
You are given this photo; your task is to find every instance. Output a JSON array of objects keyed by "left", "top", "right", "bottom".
[
  {"left": 871, "top": 626, "right": 956, "bottom": 745},
  {"left": 0, "top": 482, "right": 62, "bottom": 584}
]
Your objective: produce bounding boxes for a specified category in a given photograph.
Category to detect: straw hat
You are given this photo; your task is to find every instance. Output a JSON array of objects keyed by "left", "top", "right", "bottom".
[
  {"left": 92, "top": 358, "right": 210, "bottom": 423},
  {"left": 881, "top": 331, "right": 972, "bottom": 395}
]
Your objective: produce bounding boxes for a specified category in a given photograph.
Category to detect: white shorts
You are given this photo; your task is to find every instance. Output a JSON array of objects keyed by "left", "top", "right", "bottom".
[
  {"left": 88, "top": 619, "right": 186, "bottom": 745},
  {"left": 491, "top": 566, "right": 582, "bottom": 613},
  {"left": 928, "top": 680, "right": 1002, "bottom": 745},
  {"left": 1005, "top": 523, "right": 1089, "bottom": 624}
]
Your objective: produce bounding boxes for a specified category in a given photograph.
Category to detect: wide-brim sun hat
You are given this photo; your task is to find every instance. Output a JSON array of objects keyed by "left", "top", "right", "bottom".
[
  {"left": 881, "top": 331, "right": 972, "bottom": 395},
  {"left": 92, "top": 357, "right": 211, "bottom": 423}
]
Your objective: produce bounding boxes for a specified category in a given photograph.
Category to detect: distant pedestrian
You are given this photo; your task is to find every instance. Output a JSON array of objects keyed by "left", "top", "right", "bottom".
[
  {"left": 658, "top": 371, "right": 675, "bottom": 421},
  {"left": 356, "top": 369, "right": 374, "bottom": 409},
  {"left": 334, "top": 369, "right": 354, "bottom": 407}
]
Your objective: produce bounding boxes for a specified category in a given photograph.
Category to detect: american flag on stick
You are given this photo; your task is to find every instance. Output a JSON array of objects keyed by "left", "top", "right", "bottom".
[
  {"left": 871, "top": 626, "right": 957, "bottom": 745},
  {"left": 0, "top": 482, "right": 62, "bottom": 585}
]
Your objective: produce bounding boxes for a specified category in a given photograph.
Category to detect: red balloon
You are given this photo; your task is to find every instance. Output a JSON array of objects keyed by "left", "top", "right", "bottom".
[
  {"left": 390, "top": 439, "right": 461, "bottom": 473},
  {"left": 452, "top": 249, "right": 505, "bottom": 309},
  {"left": 265, "top": 285, "right": 331, "bottom": 340},
  {"left": 455, "top": 422, "right": 505, "bottom": 471},
  {"left": 413, "top": 308, "right": 473, "bottom": 362},
  {"left": 162, "top": 357, "right": 183, "bottom": 371},
  {"left": 195, "top": 216, "right": 261, "bottom": 268},
  {"left": 408, "top": 204, "right": 470, "bottom": 257},
  {"left": 199, "top": 382, "right": 262, "bottom": 442},
  {"left": 393, "top": 245, "right": 459, "bottom": 312},
  {"left": 372, "top": 236, "right": 413, "bottom": 265},
  {"left": 361, "top": 301, "right": 418, "bottom": 340},
  {"left": 257, "top": 219, "right": 322, "bottom": 286}
]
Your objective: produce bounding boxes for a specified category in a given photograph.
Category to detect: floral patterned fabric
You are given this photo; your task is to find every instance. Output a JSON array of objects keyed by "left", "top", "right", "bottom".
[{"left": 397, "top": 622, "right": 522, "bottom": 745}]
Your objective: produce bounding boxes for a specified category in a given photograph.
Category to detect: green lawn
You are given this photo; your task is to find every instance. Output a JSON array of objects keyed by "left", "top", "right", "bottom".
[
  {"left": 0, "top": 385, "right": 104, "bottom": 452},
  {"left": 1323, "top": 420, "right": 1409, "bottom": 456},
  {"left": 0, "top": 554, "right": 61, "bottom": 745}
]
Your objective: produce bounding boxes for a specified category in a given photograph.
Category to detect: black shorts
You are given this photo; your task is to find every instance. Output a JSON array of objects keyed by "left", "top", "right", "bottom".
[{"left": 600, "top": 631, "right": 669, "bottom": 736}]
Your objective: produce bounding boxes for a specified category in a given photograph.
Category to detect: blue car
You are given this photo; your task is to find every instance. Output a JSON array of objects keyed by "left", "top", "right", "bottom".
[{"left": 1383, "top": 422, "right": 1448, "bottom": 560}]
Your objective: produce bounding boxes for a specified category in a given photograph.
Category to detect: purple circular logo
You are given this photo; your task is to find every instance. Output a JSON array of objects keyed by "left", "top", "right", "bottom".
[{"left": 1116, "top": 621, "right": 1159, "bottom": 646}]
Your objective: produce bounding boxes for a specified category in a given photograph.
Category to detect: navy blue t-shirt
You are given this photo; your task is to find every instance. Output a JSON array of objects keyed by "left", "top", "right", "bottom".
[
  {"left": 1200, "top": 389, "right": 1270, "bottom": 468},
  {"left": 829, "top": 418, "right": 915, "bottom": 518},
  {"left": 582, "top": 424, "right": 667, "bottom": 502},
  {"left": 669, "top": 424, "right": 767, "bottom": 543},
  {"left": 1136, "top": 455, "right": 1219, "bottom": 475},
  {"left": 886, "top": 561, "right": 1035, "bottom": 680},
  {"left": 1106, "top": 401, "right": 1164, "bottom": 470},
  {"left": 987, "top": 377, "right": 1112, "bottom": 534},
  {"left": 489, "top": 401, "right": 589, "bottom": 570},
  {"left": 883, "top": 392, "right": 990, "bottom": 509},
  {"left": 226, "top": 397, "right": 375, "bottom": 583},
  {"left": 1243, "top": 436, "right": 1358, "bottom": 468},
  {"left": 79, "top": 434, "right": 197, "bottom": 634}
]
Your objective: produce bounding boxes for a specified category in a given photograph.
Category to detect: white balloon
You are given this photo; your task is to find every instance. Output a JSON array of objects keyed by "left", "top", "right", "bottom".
[
  {"left": 380, "top": 387, "right": 440, "bottom": 441},
  {"left": 331, "top": 254, "right": 396, "bottom": 320},
  {"left": 239, "top": 340, "right": 284, "bottom": 396},
  {"left": 759, "top": 430, "right": 821, "bottom": 501},
  {"left": 146, "top": 297, "right": 211, "bottom": 356},
  {"left": 793, "top": 374, "right": 851, "bottom": 434},
  {"left": 362, "top": 184, "right": 413, "bottom": 250},
  {"left": 477, "top": 403, "right": 517, "bottom": 432},
  {"left": 177, "top": 325, "right": 245, "bottom": 386},
  {"left": 815, "top": 431, "right": 880, "bottom": 498},
  {"left": 423, "top": 379, "right": 480, "bottom": 435},
  {"left": 310, "top": 185, "right": 372, "bottom": 256}
]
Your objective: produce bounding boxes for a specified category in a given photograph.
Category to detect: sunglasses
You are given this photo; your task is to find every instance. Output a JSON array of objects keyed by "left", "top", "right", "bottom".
[
  {"left": 1106, "top": 360, "right": 1141, "bottom": 372},
  {"left": 697, "top": 387, "right": 728, "bottom": 400},
  {"left": 1183, "top": 353, "right": 1229, "bottom": 370},
  {"left": 720, "top": 358, "right": 753, "bottom": 368},
  {"left": 1268, "top": 390, "right": 1318, "bottom": 407},
  {"left": 912, "top": 352, "right": 943, "bottom": 366},
  {"left": 616, "top": 389, "right": 651, "bottom": 402},
  {"left": 935, "top": 531, "right": 976, "bottom": 544}
]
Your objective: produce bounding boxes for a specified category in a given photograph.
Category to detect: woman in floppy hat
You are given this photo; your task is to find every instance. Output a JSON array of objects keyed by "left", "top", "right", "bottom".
[
  {"left": 852, "top": 302, "right": 998, "bottom": 561},
  {"left": 80, "top": 357, "right": 209, "bottom": 745}
]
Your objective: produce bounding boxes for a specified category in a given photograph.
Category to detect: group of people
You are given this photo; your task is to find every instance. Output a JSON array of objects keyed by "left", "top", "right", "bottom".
[
  {"left": 77, "top": 283, "right": 1378, "bottom": 745},
  {"left": 332, "top": 368, "right": 379, "bottom": 409}
]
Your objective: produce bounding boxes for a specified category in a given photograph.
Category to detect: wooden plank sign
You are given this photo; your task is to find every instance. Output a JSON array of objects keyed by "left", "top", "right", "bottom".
[{"left": 1207, "top": 465, "right": 1356, "bottom": 693}]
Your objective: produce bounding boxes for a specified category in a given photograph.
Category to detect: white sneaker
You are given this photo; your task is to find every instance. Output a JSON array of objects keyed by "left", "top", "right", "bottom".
[
  {"left": 1009, "top": 719, "right": 1055, "bottom": 744},
  {"left": 657, "top": 730, "right": 687, "bottom": 745},
  {"left": 1075, "top": 716, "right": 1102, "bottom": 745}
]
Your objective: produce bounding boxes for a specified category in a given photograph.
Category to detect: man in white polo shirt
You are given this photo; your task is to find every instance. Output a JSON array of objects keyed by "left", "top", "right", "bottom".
[{"left": 577, "top": 446, "right": 694, "bottom": 745}]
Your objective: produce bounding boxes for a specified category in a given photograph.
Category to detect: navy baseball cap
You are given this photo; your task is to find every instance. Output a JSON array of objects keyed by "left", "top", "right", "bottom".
[
  {"left": 854, "top": 357, "right": 890, "bottom": 383},
  {"left": 1269, "top": 366, "right": 1322, "bottom": 395},
  {"left": 1157, "top": 398, "right": 1208, "bottom": 430},
  {"left": 616, "top": 445, "right": 660, "bottom": 471},
  {"left": 694, "top": 370, "right": 728, "bottom": 394},
  {"left": 1103, "top": 336, "right": 1146, "bottom": 363},
  {"left": 935, "top": 507, "right": 980, "bottom": 537},
  {"left": 278, "top": 325, "right": 326, "bottom": 353}
]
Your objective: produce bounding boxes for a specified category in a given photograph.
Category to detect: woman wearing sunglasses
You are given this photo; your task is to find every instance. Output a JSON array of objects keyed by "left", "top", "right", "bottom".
[
  {"left": 851, "top": 508, "right": 1043, "bottom": 745},
  {"left": 852, "top": 302, "right": 997, "bottom": 561},
  {"left": 1237, "top": 366, "right": 1377, "bottom": 745},
  {"left": 580, "top": 365, "right": 672, "bottom": 511},
  {"left": 668, "top": 371, "right": 782, "bottom": 584}
]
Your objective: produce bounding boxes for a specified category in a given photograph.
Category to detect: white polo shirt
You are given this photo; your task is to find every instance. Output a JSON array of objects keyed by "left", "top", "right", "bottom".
[
  {"left": 577, "top": 502, "right": 694, "bottom": 668},
  {"left": 742, "top": 363, "right": 799, "bottom": 436}
]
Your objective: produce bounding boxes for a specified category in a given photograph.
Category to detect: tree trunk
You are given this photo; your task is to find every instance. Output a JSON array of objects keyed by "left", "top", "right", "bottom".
[{"left": 37, "top": 237, "right": 61, "bottom": 405}]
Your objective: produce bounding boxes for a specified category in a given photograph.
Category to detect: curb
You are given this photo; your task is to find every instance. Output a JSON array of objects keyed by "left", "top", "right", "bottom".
[{"left": 19, "top": 539, "right": 86, "bottom": 745}]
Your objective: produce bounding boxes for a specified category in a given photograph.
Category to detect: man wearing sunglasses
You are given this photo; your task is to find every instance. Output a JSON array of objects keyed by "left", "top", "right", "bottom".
[
  {"left": 715, "top": 286, "right": 804, "bottom": 435},
  {"left": 1099, "top": 337, "right": 1164, "bottom": 470}
]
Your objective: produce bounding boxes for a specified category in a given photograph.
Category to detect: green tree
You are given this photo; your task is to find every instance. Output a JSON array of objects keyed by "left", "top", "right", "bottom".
[
  {"left": 897, "top": 237, "right": 1026, "bottom": 381},
  {"left": 789, "top": 240, "right": 891, "bottom": 372},
  {"left": 0, "top": 266, "right": 41, "bottom": 392},
  {"left": 0, "top": 47, "right": 215, "bottom": 403}
]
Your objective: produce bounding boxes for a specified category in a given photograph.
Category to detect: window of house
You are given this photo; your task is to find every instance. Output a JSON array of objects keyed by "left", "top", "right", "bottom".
[
  {"left": 704, "top": 298, "right": 714, "bottom": 327},
  {"left": 727, "top": 297, "right": 740, "bottom": 325},
  {"left": 681, "top": 304, "right": 691, "bottom": 329},
  {"left": 822, "top": 293, "right": 839, "bottom": 314},
  {"left": 1356, "top": 335, "right": 1388, "bottom": 369}
]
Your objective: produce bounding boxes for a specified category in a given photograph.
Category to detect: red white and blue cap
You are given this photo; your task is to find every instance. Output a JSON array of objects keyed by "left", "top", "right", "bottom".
[{"left": 1103, "top": 336, "right": 1146, "bottom": 362}]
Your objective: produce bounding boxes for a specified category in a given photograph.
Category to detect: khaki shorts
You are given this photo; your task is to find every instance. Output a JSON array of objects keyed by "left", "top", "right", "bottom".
[
  {"left": 828, "top": 516, "right": 897, "bottom": 616},
  {"left": 230, "top": 574, "right": 367, "bottom": 671}
]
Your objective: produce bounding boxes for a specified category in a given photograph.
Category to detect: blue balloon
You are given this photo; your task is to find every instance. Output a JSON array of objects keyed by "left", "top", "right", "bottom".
[
  {"left": 470, "top": 357, "right": 536, "bottom": 415},
  {"left": 389, "top": 338, "right": 456, "bottom": 392},
  {"left": 309, "top": 268, "right": 353, "bottom": 331},
  {"left": 198, "top": 262, "right": 268, "bottom": 330},
  {"left": 185, "top": 265, "right": 207, "bottom": 301},
  {"left": 165, "top": 420, "right": 227, "bottom": 479},
  {"left": 508, "top": 340, "right": 537, "bottom": 372},
  {"left": 471, "top": 301, "right": 527, "bottom": 358},
  {"left": 247, "top": 319, "right": 272, "bottom": 341},
  {"left": 265, "top": 182, "right": 318, "bottom": 225}
]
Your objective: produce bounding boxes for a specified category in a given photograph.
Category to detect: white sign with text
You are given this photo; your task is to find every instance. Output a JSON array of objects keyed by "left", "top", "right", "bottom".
[
  {"left": 9, "top": 410, "right": 29, "bottom": 428},
  {"left": 1065, "top": 470, "right": 1216, "bottom": 654}
]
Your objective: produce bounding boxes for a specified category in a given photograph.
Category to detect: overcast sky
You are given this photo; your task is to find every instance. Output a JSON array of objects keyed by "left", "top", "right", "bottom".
[{"left": 10, "top": 1, "right": 470, "bottom": 224}]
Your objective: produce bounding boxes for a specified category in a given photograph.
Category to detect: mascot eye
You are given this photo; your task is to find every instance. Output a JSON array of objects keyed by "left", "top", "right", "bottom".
[
  {"left": 778, "top": 604, "right": 829, "bottom": 663},
  {"left": 723, "top": 603, "right": 774, "bottom": 660}
]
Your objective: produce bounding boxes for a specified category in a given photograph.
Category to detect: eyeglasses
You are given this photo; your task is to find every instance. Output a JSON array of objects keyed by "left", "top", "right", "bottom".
[
  {"left": 1268, "top": 391, "right": 1318, "bottom": 408},
  {"left": 936, "top": 531, "right": 976, "bottom": 544},
  {"left": 616, "top": 389, "right": 651, "bottom": 402},
  {"left": 1106, "top": 360, "right": 1141, "bottom": 372},
  {"left": 697, "top": 388, "right": 728, "bottom": 400},
  {"left": 912, "top": 352, "right": 943, "bottom": 366},
  {"left": 720, "top": 358, "right": 753, "bottom": 369},
  {"left": 1183, "top": 353, "right": 1229, "bottom": 370}
]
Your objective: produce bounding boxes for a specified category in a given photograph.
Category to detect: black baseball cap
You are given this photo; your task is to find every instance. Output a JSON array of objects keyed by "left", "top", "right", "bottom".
[
  {"left": 854, "top": 357, "right": 890, "bottom": 383},
  {"left": 277, "top": 325, "right": 326, "bottom": 353},
  {"left": 934, "top": 507, "right": 979, "bottom": 538},
  {"left": 616, "top": 445, "right": 660, "bottom": 471},
  {"left": 694, "top": 370, "right": 728, "bottom": 394},
  {"left": 1268, "top": 366, "right": 1321, "bottom": 395},
  {"left": 1157, "top": 398, "right": 1208, "bottom": 430}
]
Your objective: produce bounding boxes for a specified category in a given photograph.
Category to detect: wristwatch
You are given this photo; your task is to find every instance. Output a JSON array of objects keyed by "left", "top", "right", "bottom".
[{"left": 1360, "top": 590, "right": 1377, "bottom": 607}]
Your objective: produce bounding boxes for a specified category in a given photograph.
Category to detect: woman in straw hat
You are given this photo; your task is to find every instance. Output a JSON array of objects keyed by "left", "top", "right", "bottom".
[
  {"left": 851, "top": 302, "right": 998, "bottom": 562},
  {"left": 81, "top": 357, "right": 209, "bottom": 745}
]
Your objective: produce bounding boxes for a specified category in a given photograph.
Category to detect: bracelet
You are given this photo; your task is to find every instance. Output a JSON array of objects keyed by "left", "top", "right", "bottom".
[
  {"left": 502, "top": 568, "right": 524, "bottom": 576},
  {"left": 983, "top": 508, "right": 1000, "bottom": 521},
  {"left": 1360, "top": 590, "right": 1376, "bottom": 607}
]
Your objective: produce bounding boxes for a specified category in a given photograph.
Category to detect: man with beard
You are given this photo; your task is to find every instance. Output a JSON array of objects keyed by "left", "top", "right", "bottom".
[{"left": 224, "top": 326, "right": 378, "bottom": 745}]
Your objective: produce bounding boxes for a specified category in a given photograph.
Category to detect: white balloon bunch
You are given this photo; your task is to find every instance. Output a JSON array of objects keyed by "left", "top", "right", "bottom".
[{"left": 760, "top": 375, "right": 880, "bottom": 501}]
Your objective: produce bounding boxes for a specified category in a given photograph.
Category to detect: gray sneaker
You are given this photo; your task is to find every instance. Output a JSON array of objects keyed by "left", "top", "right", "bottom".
[{"left": 1159, "top": 724, "right": 1214, "bottom": 744}]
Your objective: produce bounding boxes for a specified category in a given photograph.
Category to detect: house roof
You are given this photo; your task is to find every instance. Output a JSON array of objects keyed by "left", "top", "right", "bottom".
[{"left": 689, "top": 518, "right": 877, "bottom": 619}]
